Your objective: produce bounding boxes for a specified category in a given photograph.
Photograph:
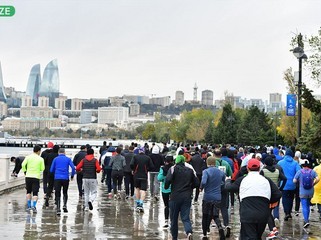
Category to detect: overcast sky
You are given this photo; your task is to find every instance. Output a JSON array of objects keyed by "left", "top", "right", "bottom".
[{"left": 0, "top": 0, "right": 320, "bottom": 102}]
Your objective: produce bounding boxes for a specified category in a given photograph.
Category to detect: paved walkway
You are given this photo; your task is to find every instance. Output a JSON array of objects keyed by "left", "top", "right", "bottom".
[{"left": 0, "top": 177, "right": 320, "bottom": 239}]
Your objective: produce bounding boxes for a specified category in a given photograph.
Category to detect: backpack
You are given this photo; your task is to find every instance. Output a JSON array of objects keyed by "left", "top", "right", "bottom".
[{"left": 301, "top": 169, "right": 313, "bottom": 190}]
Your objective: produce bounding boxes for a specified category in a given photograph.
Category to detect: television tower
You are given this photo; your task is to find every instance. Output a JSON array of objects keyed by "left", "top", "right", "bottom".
[{"left": 193, "top": 83, "right": 198, "bottom": 101}]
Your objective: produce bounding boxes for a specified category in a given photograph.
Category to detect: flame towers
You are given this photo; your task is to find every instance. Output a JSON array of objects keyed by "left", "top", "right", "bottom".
[
  {"left": 26, "top": 64, "right": 41, "bottom": 105},
  {"left": 26, "top": 59, "right": 60, "bottom": 107},
  {"left": 0, "top": 62, "right": 7, "bottom": 102}
]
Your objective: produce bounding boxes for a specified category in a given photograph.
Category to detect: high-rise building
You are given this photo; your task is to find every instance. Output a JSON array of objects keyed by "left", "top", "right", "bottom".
[
  {"left": 55, "top": 96, "right": 67, "bottom": 110},
  {"left": 21, "top": 96, "right": 32, "bottom": 107},
  {"left": 0, "top": 102, "right": 8, "bottom": 118},
  {"left": 149, "top": 96, "right": 171, "bottom": 107},
  {"left": 175, "top": 91, "right": 184, "bottom": 105},
  {"left": 80, "top": 109, "right": 92, "bottom": 124},
  {"left": 38, "top": 59, "right": 60, "bottom": 107},
  {"left": 201, "top": 90, "right": 214, "bottom": 106},
  {"left": 123, "top": 95, "right": 149, "bottom": 104},
  {"left": 0, "top": 62, "right": 7, "bottom": 102},
  {"left": 26, "top": 64, "right": 41, "bottom": 105},
  {"left": 71, "top": 98, "right": 83, "bottom": 111},
  {"left": 38, "top": 96, "right": 49, "bottom": 107},
  {"left": 98, "top": 107, "right": 129, "bottom": 125}
]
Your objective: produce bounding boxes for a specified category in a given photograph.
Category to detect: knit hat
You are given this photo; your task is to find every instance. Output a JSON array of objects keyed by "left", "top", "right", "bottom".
[
  {"left": 264, "top": 156, "right": 274, "bottom": 166},
  {"left": 152, "top": 146, "right": 160, "bottom": 154},
  {"left": 175, "top": 155, "right": 185, "bottom": 164},
  {"left": 47, "top": 142, "right": 54, "bottom": 148}
]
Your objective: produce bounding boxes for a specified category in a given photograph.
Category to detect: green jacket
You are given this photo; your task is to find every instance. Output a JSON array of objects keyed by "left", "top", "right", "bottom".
[
  {"left": 22, "top": 153, "right": 45, "bottom": 179},
  {"left": 215, "top": 158, "right": 232, "bottom": 177}
]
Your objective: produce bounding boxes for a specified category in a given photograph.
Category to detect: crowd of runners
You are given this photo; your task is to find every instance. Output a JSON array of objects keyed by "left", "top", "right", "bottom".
[{"left": 18, "top": 141, "right": 321, "bottom": 240}]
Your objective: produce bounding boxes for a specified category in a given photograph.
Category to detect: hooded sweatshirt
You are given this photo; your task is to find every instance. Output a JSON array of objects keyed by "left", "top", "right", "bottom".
[
  {"left": 277, "top": 152, "right": 301, "bottom": 190},
  {"left": 76, "top": 154, "right": 101, "bottom": 179}
]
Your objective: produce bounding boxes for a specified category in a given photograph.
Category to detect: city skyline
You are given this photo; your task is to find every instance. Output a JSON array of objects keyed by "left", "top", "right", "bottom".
[{"left": 0, "top": 1, "right": 321, "bottom": 102}]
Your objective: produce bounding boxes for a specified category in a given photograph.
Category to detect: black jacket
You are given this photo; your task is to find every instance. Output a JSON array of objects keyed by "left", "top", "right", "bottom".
[
  {"left": 165, "top": 162, "right": 199, "bottom": 201},
  {"left": 191, "top": 153, "right": 205, "bottom": 175},
  {"left": 225, "top": 174, "right": 282, "bottom": 223},
  {"left": 130, "top": 153, "right": 154, "bottom": 179}
]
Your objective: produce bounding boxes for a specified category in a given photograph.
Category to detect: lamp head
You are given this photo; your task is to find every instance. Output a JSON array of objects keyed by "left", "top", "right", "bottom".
[{"left": 293, "top": 47, "right": 304, "bottom": 59}]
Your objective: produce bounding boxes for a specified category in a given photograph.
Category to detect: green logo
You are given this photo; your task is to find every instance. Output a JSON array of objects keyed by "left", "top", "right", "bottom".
[{"left": 0, "top": 6, "right": 15, "bottom": 17}]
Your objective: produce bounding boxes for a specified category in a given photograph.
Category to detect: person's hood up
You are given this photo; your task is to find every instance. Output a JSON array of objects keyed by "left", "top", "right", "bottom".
[
  {"left": 108, "top": 146, "right": 116, "bottom": 152},
  {"left": 283, "top": 154, "right": 294, "bottom": 162}
]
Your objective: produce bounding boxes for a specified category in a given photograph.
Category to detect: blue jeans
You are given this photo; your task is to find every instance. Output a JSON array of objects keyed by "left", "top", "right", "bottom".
[
  {"left": 282, "top": 190, "right": 295, "bottom": 215},
  {"left": 169, "top": 198, "right": 192, "bottom": 240},
  {"left": 273, "top": 203, "right": 280, "bottom": 219},
  {"left": 301, "top": 198, "right": 311, "bottom": 222}
]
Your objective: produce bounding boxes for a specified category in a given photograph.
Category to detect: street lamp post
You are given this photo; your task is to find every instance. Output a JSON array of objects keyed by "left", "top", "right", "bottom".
[{"left": 293, "top": 46, "right": 307, "bottom": 141}]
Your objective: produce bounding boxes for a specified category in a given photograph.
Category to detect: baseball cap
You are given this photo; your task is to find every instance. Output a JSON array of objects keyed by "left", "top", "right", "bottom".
[{"left": 247, "top": 158, "right": 261, "bottom": 170}]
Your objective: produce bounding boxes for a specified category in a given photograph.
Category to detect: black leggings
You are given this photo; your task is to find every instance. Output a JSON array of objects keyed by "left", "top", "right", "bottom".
[{"left": 162, "top": 192, "right": 170, "bottom": 220}]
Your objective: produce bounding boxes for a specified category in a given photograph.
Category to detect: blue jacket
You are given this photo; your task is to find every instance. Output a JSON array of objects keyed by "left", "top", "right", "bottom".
[
  {"left": 201, "top": 167, "right": 225, "bottom": 202},
  {"left": 277, "top": 155, "right": 301, "bottom": 190},
  {"left": 50, "top": 154, "right": 76, "bottom": 180}
]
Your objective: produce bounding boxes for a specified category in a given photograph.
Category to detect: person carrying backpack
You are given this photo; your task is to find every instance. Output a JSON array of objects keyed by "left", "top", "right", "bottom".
[{"left": 293, "top": 159, "right": 319, "bottom": 228}]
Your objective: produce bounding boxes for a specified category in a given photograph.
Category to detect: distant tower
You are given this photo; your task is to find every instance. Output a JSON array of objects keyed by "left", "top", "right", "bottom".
[
  {"left": 26, "top": 64, "right": 41, "bottom": 106},
  {"left": 0, "top": 62, "right": 7, "bottom": 102},
  {"left": 39, "top": 59, "right": 60, "bottom": 107},
  {"left": 193, "top": 83, "right": 198, "bottom": 101}
]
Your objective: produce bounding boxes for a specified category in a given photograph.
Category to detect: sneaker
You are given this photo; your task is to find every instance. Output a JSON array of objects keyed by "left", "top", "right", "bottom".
[
  {"left": 63, "top": 206, "right": 68, "bottom": 213},
  {"left": 84, "top": 207, "right": 89, "bottom": 211},
  {"left": 266, "top": 231, "right": 277, "bottom": 239},
  {"left": 163, "top": 220, "right": 169, "bottom": 228},
  {"left": 56, "top": 209, "right": 61, "bottom": 216},
  {"left": 154, "top": 196, "right": 159, "bottom": 201},
  {"left": 284, "top": 214, "right": 292, "bottom": 221},
  {"left": 218, "top": 228, "right": 226, "bottom": 240},
  {"left": 187, "top": 232, "right": 193, "bottom": 240},
  {"left": 45, "top": 199, "right": 49, "bottom": 207},
  {"left": 274, "top": 218, "right": 280, "bottom": 228},
  {"left": 225, "top": 226, "right": 231, "bottom": 238},
  {"left": 303, "top": 222, "right": 310, "bottom": 228},
  {"left": 193, "top": 201, "right": 198, "bottom": 205},
  {"left": 125, "top": 195, "right": 129, "bottom": 200},
  {"left": 202, "top": 235, "right": 208, "bottom": 239},
  {"left": 31, "top": 207, "right": 37, "bottom": 214},
  {"left": 295, "top": 211, "right": 299, "bottom": 216},
  {"left": 88, "top": 201, "right": 93, "bottom": 210},
  {"left": 26, "top": 207, "right": 32, "bottom": 212}
]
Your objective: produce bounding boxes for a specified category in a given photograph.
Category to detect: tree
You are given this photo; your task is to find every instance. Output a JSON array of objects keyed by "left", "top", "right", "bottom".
[
  {"left": 237, "top": 106, "right": 274, "bottom": 146},
  {"left": 213, "top": 104, "right": 239, "bottom": 144}
]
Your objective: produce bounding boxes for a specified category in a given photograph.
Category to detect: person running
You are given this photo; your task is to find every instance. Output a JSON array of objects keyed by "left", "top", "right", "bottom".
[
  {"left": 157, "top": 154, "right": 174, "bottom": 229},
  {"left": 123, "top": 146, "right": 135, "bottom": 199},
  {"left": 21, "top": 145, "right": 45, "bottom": 213},
  {"left": 41, "top": 141, "right": 53, "bottom": 196},
  {"left": 76, "top": 148, "right": 101, "bottom": 211},
  {"left": 200, "top": 156, "right": 226, "bottom": 240},
  {"left": 293, "top": 159, "right": 319, "bottom": 228},
  {"left": 277, "top": 149, "right": 301, "bottom": 221},
  {"left": 130, "top": 147, "right": 154, "bottom": 212},
  {"left": 190, "top": 147, "right": 205, "bottom": 205},
  {"left": 261, "top": 156, "right": 287, "bottom": 239},
  {"left": 311, "top": 161, "right": 321, "bottom": 219},
  {"left": 225, "top": 158, "right": 282, "bottom": 239},
  {"left": 165, "top": 155, "right": 199, "bottom": 240},
  {"left": 213, "top": 148, "right": 232, "bottom": 238},
  {"left": 50, "top": 148, "right": 75, "bottom": 215},
  {"left": 44, "top": 145, "right": 60, "bottom": 207},
  {"left": 149, "top": 144, "right": 163, "bottom": 201},
  {"left": 109, "top": 146, "right": 126, "bottom": 200},
  {"left": 73, "top": 145, "right": 87, "bottom": 198}
]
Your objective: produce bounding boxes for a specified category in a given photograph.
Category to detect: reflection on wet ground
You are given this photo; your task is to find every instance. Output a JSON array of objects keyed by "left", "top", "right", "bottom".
[{"left": 0, "top": 180, "right": 321, "bottom": 240}]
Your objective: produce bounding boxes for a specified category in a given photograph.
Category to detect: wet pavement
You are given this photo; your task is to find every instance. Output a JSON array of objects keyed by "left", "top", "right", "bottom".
[{"left": 0, "top": 178, "right": 321, "bottom": 240}]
